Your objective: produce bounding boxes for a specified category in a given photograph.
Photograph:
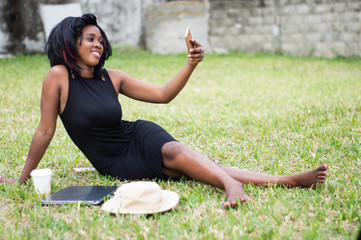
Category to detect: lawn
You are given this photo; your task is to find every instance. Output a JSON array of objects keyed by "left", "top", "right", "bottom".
[{"left": 0, "top": 49, "right": 360, "bottom": 239}]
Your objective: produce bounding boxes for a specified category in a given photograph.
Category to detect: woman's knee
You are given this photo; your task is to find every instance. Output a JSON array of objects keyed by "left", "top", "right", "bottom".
[{"left": 161, "top": 142, "right": 190, "bottom": 165}]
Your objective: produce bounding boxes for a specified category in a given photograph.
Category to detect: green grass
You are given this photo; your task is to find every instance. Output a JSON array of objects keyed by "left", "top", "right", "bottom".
[{"left": 1, "top": 49, "right": 360, "bottom": 239}]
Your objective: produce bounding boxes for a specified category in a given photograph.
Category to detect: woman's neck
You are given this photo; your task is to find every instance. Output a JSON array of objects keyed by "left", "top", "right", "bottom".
[{"left": 79, "top": 66, "right": 95, "bottom": 78}]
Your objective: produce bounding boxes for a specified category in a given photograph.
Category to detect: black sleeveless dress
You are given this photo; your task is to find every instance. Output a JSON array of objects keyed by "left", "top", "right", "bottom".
[{"left": 59, "top": 69, "right": 176, "bottom": 180}]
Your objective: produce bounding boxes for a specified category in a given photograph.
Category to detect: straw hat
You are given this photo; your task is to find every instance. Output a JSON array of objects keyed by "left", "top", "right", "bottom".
[{"left": 101, "top": 181, "right": 179, "bottom": 214}]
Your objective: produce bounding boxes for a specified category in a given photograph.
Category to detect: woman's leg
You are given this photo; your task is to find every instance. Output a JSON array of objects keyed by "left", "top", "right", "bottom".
[
  {"left": 161, "top": 142, "right": 328, "bottom": 207},
  {"left": 217, "top": 164, "right": 328, "bottom": 189},
  {"left": 161, "top": 142, "right": 248, "bottom": 207}
]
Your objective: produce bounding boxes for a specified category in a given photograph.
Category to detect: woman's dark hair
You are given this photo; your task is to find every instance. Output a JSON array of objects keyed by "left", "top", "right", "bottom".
[{"left": 46, "top": 13, "right": 112, "bottom": 78}]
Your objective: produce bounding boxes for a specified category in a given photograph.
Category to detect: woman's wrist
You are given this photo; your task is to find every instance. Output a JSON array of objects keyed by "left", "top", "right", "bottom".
[{"left": 187, "top": 61, "right": 198, "bottom": 68}]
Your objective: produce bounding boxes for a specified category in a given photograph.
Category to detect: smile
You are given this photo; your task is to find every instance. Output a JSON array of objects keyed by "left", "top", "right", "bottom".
[{"left": 91, "top": 51, "right": 101, "bottom": 58}]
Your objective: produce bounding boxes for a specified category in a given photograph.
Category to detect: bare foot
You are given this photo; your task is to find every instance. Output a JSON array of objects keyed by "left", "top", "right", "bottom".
[
  {"left": 223, "top": 181, "right": 249, "bottom": 209},
  {"left": 286, "top": 164, "right": 328, "bottom": 189}
]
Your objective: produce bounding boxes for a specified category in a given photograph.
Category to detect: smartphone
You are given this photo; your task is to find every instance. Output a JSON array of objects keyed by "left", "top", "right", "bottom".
[{"left": 184, "top": 26, "right": 193, "bottom": 53}]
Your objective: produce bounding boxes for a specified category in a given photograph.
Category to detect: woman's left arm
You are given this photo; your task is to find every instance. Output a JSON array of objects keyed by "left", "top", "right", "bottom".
[{"left": 111, "top": 39, "right": 204, "bottom": 103}]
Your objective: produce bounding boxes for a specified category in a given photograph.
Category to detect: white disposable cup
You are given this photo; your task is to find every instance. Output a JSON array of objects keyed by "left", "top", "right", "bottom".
[{"left": 30, "top": 168, "right": 52, "bottom": 195}]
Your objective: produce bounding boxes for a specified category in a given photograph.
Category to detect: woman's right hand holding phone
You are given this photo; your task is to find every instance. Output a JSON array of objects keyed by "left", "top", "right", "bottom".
[
  {"left": 187, "top": 39, "right": 204, "bottom": 66},
  {"left": 185, "top": 27, "right": 204, "bottom": 66}
]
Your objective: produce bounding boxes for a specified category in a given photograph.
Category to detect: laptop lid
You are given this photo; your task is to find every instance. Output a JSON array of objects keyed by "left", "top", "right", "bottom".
[{"left": 41, "top": 186, "right": 118, "bottom": 205}]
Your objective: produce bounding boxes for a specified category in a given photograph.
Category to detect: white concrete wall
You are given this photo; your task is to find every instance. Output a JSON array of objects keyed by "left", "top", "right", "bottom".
[
  {"left": 81, "top": 0, "right": 166, "bottom": 47},
  {"left": 0, "top": 0, "right": 165, "bottom": 54},
  {"left": 40, "top": 3, "right": 83, "bottom": 39},
  {"left": 0, "top": 1, "right": 9, "bottom": 54},
  {"left": 145, "top": 1, "right": 209, "bottom": 54},
  {"left": 1, "top": 0, "right": 360, "bottom": 57},
  {"left": 0, "top": 27, "right": 9, "bottom": 54},
  {"left": 208, "top": 0, "right": 361, "bottom": 57},
  {"left": 82, "top": 0, "right": 140, "bottom": 47}
]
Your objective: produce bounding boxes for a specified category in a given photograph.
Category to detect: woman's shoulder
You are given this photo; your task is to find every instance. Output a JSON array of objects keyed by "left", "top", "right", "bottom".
[
  {"left": 105, "top": 68, "right": 126, "bottom": 77},
  {"left": 105, "top": 68, "right": 128, "bottom": 82},
  {"left": 48, "top": 65, "right": 68, "bottom": 77},
  {"left": 43, "top": 65, "right": 69, "bottom": 86},
  {"left": 105, "top": 68, "right": 133, "bottom": 82}
]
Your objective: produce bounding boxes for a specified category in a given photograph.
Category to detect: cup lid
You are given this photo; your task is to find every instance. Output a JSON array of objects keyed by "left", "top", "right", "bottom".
[{"left": 30, "top": 168, "right": 52, "bottom": 176}]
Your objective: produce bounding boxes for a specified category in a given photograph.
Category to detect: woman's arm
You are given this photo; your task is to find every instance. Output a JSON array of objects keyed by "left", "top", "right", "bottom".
[
  {"left": 108, "top": 39, "right": 205, "bottom": 103},
  {"left": 1, "top": 66, "right": 64, "bottom": 184}
]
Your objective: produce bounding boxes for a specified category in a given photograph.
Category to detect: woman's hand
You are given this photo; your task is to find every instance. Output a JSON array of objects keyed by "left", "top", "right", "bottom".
[
  {"left": 0, "top": 175, "right": 18, "bottom": 184},
  {"left": 188, "top": 39, "right": 205, "bottom": 65}
]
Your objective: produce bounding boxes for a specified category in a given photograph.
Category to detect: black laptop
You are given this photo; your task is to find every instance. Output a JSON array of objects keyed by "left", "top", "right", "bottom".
[{"left": 41, "top": 186, "right": 118, "bottom": 205}]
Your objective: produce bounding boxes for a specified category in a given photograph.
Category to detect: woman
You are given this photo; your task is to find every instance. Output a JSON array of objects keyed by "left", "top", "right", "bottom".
[{"left": 0, "top": 14, "right": 327, "bottom": 208}]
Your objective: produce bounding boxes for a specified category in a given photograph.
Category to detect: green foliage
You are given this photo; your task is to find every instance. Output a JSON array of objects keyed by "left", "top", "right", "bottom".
[{"left": 1, "top": 50, "right": 360, "bottom": 239}]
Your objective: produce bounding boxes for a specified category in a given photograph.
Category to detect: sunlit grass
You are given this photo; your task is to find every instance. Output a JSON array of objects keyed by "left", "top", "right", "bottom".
[{"left": 0, "top": 50, "right": 360, "bottom": 239}]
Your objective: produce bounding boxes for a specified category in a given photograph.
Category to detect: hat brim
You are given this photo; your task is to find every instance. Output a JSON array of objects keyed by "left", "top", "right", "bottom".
[{"left": 101, "top": 190, "right": 179, "bottom": 214}]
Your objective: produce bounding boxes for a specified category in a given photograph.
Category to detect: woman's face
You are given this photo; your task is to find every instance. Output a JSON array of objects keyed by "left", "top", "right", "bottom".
[{"left": 76, "top": 24, "right": 104, "bottom": 69}]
